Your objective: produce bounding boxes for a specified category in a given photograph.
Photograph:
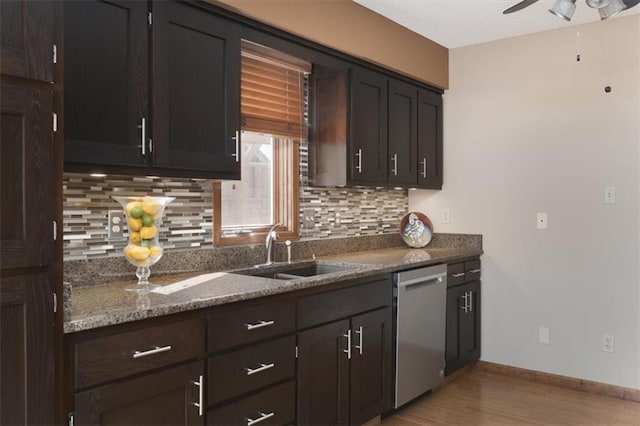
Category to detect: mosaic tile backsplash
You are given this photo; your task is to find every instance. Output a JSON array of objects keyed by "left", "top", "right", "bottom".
[{"left": 63, "top": 173, "right": 408, "bottom": 261}]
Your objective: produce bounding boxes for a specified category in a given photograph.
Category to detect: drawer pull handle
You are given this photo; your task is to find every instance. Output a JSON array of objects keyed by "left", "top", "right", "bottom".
[
  {"left": 245, "top": 320, "right": 275, "bottom": 331},
  {"left": 247, "top": 411, "right": 274, "bottom": 426},
  {"left": 132, "top": 345, "right": 172, "bottom": 359},
  {"left": 190, "top": 375, "right": 204, "bottom": 416},
  {"left": 451, "top": 273, "right": 465, "bottom": 278},
  {"left": 469, "top": 269, "right": 481, "bottom": 273},
  {"left": 246, "top": 363, "right": 275, "bottom": 376}
]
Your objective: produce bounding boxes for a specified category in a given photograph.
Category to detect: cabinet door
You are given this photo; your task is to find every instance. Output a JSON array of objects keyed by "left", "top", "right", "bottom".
[
  {"left": 152, "top": 1, "right": 240, "bottom": 178},
  {"left": 298, "top": 320, "right": 350, "bottom": 426},
  {"left": 64, "top": 0, "right": 149, "bottom": 168},
  {"left": 417, "top": 89, "right": 443, "bottom": 189},
  {"left": 75, "top": 361, "right": 204, "bottom": 426},
  {"left": 0, "top": 272, "right": 54, "bottom": 426},
  {"left": 0, "top": 0, "right": 54, "bottom": 82},
  {"left": 1, "top": 83, "right": 53, "bottom": 268},
  {"left": 445, "top": 281, "right": 481, "bottom": 375},
  {"left": 388, "top": 79, "right": 418, "bottom": 186},
  {"left": 349, "top": 66, "right": 387, "bottom": 185},
  {"left": 350, "top": 307, "right": 393, "bottom": 426}
]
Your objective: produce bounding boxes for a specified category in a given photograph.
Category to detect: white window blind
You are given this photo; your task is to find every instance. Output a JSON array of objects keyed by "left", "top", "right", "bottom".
[{"left": 241, "top": 40, "right": 311, "bottom": 139}]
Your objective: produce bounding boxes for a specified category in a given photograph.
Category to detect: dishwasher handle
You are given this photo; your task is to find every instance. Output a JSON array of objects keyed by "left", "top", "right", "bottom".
[{"left": 397, "top": 273, "right": 445, "bottom": 289}]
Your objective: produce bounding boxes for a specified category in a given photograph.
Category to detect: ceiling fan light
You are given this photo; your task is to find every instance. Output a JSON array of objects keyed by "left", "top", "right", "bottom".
[
  {"left": 599, "top": 0, "right": 625, "bottom": 18},
  {"left": 586, "top": 0, "right": 612, "bottom": 8},
  {"left": 549, "top": 0, "right": 577, "bottom": 20}
]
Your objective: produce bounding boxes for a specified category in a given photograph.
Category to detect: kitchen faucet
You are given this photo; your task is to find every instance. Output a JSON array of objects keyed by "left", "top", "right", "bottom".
[{"left": 263, "top": 223, "right": 282, "bottom": 266}]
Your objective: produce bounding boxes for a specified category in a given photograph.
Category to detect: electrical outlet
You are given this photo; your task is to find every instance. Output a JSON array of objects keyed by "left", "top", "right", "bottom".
[
  {"left": 441, "top": 208, "right": 450, "bottom": 224},
  {"left": 602, "top": 335, "right": 615, "bottom": 353},
  {"left": 303, "top": 209, "right": 315, "bottom": 229},
  {"left": 539, "top": 326, "right": 550, "bottom": 344},
  {"left": 604, "top": 186, "right": 616, "bottom": 205},
  {"left": 107, "top": 210, "right": 124, "bottom": 240},
  {"left": 537, "top": 213, "right": 548, "bottom": 229}
]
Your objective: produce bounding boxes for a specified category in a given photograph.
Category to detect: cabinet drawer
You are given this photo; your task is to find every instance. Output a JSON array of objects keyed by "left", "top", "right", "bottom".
[
  {"left": 465, "top": 259, "right": 481, "bottom": 282},
  {"left": 208, "top": 335, "right": 296, "bottom": 404},
  {"left": 297, "top": 279, "right": 391, "bottom": 330},
  {"left": 207, "top": 380, "right": 295, "bottom": 426},
  {"left": 75, "top": 318, "right": 204, "bottom": 389},
  {"left": 208, "top": 300, "right": 295, "bottom": 352}
]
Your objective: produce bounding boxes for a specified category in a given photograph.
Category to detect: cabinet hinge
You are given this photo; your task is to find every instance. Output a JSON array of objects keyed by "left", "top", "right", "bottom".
[
  {"left": 148, "top": 12, "right": 152, "bottom": 27},
  {"left": 53, "top": 292, "right": 57, "bottom": 314},
  {"left": 53, "top": 220, "right": 57, "bottom": 241},
  {"left": 52, "top": 113, "right": 58, "bottom": 133},
  {"left": 68, "top": 412, "right": 74, "bottom": 426},
  {"left": 295, "top": 345, "right": 298, "bottom": 359},
  {"left": 53, "top": 44, "right": 57, "bottom": 64}
]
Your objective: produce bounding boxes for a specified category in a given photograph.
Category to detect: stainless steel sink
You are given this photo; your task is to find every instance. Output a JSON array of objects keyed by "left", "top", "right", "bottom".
[{"left": 235, "top": 261, "right": 360, "bottom": 280}]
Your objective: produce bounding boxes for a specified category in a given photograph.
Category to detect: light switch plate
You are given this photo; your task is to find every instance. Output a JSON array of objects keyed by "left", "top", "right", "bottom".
[
  {"left": 441, "top": 208, "right": 450, "bottom": 224},
  {"left": 539, "top": 326, "right": 550, "bottom": 344},
  {"left": 537, "top": 213, "right": 548, "bottom": 229},
  {"left": 604, "top": 186, "right": 616, "bottom": 204}
]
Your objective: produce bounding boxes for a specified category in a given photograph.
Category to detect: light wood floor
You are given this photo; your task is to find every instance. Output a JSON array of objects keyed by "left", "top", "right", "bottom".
[{"left": 382, "top": 369, "right": 640, "bottom": 425}]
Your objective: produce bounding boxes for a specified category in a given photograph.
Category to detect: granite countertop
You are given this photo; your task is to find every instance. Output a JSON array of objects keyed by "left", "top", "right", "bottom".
[{"left": 64, "top": 245, "right": 482, "bottom": 334}]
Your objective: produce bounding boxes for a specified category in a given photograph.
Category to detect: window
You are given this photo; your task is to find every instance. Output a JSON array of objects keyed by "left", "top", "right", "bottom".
[{"left": 213, "top": 41, "right": 310, "bottom": 246}]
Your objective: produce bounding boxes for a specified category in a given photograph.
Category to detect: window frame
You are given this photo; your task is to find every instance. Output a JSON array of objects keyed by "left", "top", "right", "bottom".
[{"left": 212, "top": 137, "right": 300, "bottom": 246}]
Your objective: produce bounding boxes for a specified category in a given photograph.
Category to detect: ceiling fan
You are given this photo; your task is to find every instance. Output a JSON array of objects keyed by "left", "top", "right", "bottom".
[{"left": 503, "top": 0, "right": 640, "bottom": 21}]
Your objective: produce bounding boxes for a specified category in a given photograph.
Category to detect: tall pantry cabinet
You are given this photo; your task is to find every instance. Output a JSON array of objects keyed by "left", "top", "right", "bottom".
[{"left": 0, "top": 1, "right": 59, "bottom": 425}]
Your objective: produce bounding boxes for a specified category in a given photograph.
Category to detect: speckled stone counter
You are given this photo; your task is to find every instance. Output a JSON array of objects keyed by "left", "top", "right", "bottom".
[{"left": 64, "top": 242, "right": 482, "bottom": 334}]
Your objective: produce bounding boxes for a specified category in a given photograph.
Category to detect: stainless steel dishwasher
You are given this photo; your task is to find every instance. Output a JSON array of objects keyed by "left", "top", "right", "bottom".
[{"left": 393, "top": 263, "right": 447, "bottom": 408}]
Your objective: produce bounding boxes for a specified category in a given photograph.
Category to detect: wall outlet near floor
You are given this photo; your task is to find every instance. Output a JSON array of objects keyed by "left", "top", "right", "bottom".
[
  {"left": 538, "top": 326, "right": 550, "bottom": 344},
  {"left": 441, "top": 208, "right": 450, "bottom": 224},
  {"left": 536, "top": 213, "right": 548, "bottom": 229},
  {"left": 602, "top": 335, "right": 615, "bottom": 353}
]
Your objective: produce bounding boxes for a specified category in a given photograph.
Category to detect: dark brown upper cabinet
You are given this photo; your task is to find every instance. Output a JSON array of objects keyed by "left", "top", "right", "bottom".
[
  {"left": 349, "top": 66, "right": 388, "bottom": 185},
  {"left": 0, "top": 0, "right": 54, "bottom": 82},
  {"left": 388, "top": 79, "right": 418, "bottom": 186},
  {"left": 63, "top": 0, "right": 241, "bottom": 179},
  {"left": 417, "top": 88, "right": 443, "bottom": 189}
]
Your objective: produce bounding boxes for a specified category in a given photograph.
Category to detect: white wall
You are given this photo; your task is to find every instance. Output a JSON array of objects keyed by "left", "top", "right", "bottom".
[{"left": 410, "top": 15, "right": 640, "bottom": 389}]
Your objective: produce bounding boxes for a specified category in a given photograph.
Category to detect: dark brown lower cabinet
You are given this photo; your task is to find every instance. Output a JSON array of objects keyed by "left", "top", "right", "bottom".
[
  {"left": 0, "top": 272, "right": 55, "bottom": 426},
  {"left": 297, "top": 307, "right": 393, "bottom": 425},
  {"left": 445, "top": 280, "right": 481, "bottom": 375},
  {"left": 74, "top": 361, "right": 204, "bottom": 426}
]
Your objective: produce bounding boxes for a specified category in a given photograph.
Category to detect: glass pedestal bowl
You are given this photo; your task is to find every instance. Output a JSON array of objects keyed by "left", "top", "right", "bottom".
[{"left": 112, "top": 195, "right": 175, "bottom": 292}]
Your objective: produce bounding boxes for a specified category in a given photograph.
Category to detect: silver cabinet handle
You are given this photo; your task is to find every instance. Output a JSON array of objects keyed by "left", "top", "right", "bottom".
[
  {"left": 246, "top": 412, "right": 274, "bottom": 426},
  {"left": 343, "top": 329, "right": 352, "bottom": 359},
  {"left": 421, "top": 157, "right": 427, "bottom": 178},
  {"left": 246, "top": 362, "right": 275, "bottom": 376},
  {"left": 469, "top": 269, "right": 481, "bottom": 273},
  {"left": 451, "top": 273, "right": 465, "bottom": 278},
  {"left": 391, "top": 154, "right": 398, "bottom": 176},
  {"left": 138, "top": 117, "right": 146, "bottom": 155},
  {"left": 190, "top": 375, "right": 203, "bottom": 416},
  {"left": 355, "top": 148, "right": 362, "bottom": 173},
  {"left": 468, "top": 291, "right": 473, "bottom": 312},
  {"left": 354, "top": 326, "right": 363, "bottom": 355},
  {"left": 245, "top": 320, "right": 275, "bottom": 331},
  {"left": 462, "top": 292, "right": 469, "bottom": 313},
  {"left": 132, "top": 345, "right": 171, "bottom": 359},
  {"left": 231, "top": 130, "right": 240, "bottom": 162}
]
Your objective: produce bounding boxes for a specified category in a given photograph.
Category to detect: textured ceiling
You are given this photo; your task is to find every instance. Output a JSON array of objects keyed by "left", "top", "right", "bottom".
[{"left": 353, "top": 0, "right": 640, "bottom": 48}]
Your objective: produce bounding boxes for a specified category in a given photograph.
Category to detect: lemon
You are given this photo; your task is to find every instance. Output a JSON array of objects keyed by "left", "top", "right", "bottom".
[
  {"left": 140, "top": 225, "right": 157, "bottom": 240},
  {"left": 142, "top": 199, "right": 160, "bottom": 215},
  {"left": 149, "top": 246, "right": 162, "bottom": 258},
  {"left": 128, "top": 245, "right": 150, "bottom": 261},
  {"left": 125, "top": 201, "right": 142, "bottom": 216},
  {"left": 142, "top": 214, "right": 155, "bottom": 227},
  {"left": 130, "top": 232, "right": 141, "bottom": 244},
  {"left": 128, "top": 217, "right": 143, "bottom": 232}
]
